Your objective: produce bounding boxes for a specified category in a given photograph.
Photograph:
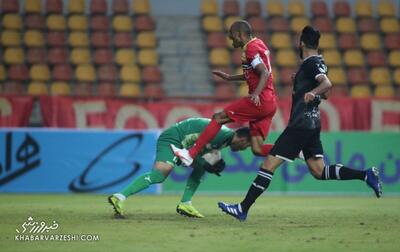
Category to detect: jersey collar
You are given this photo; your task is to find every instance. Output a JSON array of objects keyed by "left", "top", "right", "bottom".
[
  {"left": 302, "top": 54, "right": 320, "bottom": 62},
  {"left": 243, "top": 37, "right": 257, "bottom": 51}
]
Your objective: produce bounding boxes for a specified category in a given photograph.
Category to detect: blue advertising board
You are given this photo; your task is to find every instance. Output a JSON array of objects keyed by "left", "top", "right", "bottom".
[{"left": 0, "top": 129, "right": 159, "bottom": 194}]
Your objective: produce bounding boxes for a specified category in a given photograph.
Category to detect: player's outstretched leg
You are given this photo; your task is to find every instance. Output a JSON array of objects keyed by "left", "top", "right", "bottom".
[
  {"left": 317, "top": 163, "right": 383, "bottom": 198},
  {"left": 365, "top": 167, "right": 383, "bottom": 198},
  {"left": 108, "top": 169, "right": 166, "bottom": 218}
]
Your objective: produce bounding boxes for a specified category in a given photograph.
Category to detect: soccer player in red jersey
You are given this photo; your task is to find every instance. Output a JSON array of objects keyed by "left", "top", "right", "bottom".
[{"left": 171, "top": 20, "right": 277, "bottom": 166}]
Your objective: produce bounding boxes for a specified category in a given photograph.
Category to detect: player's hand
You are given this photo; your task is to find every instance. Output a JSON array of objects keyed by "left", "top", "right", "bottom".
[
  {"left": 249, "top": 93, "right": 261, "bottom": 106},
  {"left": 212, "top": 70, "right": 230, "bottom": 81},
  {"left": 304, "top": 92, "right": 316, "bottom": 103}
]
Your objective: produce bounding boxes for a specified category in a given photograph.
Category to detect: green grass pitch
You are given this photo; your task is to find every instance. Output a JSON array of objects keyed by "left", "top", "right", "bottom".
[{"left": 0, "top": 194, "right": 399, "bottom": 252}]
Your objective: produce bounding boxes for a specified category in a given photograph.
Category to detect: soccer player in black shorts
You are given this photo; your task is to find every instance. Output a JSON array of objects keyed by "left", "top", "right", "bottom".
[{"left": 218, "top": 26, "right": 383, "bottom": 221}]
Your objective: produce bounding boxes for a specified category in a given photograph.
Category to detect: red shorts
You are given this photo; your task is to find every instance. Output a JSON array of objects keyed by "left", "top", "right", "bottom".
[{"left": 224, "top": 97, "right": 277, "bottom": 139}]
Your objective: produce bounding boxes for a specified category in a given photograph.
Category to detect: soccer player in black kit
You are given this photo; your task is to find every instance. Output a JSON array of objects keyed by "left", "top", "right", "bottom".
[{"left": 218, "top": 26, "right": 383, "bottom": 221}]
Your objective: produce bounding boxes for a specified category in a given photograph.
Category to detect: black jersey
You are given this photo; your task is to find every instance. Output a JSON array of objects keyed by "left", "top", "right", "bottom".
[{"left": 287, "top": 55, "right": 328, "bottom": 130}]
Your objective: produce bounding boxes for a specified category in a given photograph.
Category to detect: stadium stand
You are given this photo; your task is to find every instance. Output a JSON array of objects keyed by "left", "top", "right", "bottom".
[
  {"left": 0, "top": 0, "right": 399, "bottom": 98},
  {"left": 0, "top": 0, "right": 161, "bottom": 97}
]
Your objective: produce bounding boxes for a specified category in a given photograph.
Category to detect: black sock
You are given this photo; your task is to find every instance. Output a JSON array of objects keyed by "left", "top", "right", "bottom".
[
  {"left": 240, "top": 168, "right": 273, "bottom": 212},
  {"left": 321, "top": 164, "right": 366, "bottom": 180}
]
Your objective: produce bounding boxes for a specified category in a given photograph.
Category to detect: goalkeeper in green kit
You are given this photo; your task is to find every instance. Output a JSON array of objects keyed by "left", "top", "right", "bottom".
[{"left": 108, "top": 118, "right": 252, "bottom": 218}]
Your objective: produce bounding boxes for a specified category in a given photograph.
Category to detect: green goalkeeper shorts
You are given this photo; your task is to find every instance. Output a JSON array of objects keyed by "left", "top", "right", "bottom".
[{"left": 155, "top": 127, "right": 182, "bottom": 167}]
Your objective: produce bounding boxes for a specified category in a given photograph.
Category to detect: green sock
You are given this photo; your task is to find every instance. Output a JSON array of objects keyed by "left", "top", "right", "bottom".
[
  {"left": 120, "top": 169, "right": 166, "bottom": 198},
  {"left": 181, "top": 168, "right": 205, "bottom": 203}
]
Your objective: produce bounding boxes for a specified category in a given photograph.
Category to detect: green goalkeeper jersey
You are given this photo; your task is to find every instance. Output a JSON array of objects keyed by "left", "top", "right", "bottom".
[
  {"left": 156, "top": 118, "right": 234, "bottom": 167},
  {"left": 171, "top": 118, "right": 233, "bottom": 154}
]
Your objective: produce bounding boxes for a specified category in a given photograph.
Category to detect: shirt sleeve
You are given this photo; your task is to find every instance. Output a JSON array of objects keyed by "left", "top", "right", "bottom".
[
  {"left": 246, "top": 45, "right": 264, "bottom": 69},
  {"left": 306, "top": 58, "right": 328, "bottom": 80}
]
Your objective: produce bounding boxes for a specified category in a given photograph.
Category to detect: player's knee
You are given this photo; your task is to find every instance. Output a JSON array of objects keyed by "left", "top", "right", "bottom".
[
  {"left": 309, "top": 167, "right": 323, "bottom": 180},
  {"left": 212, "top": 112, "right": 228, "bottom": 124}
]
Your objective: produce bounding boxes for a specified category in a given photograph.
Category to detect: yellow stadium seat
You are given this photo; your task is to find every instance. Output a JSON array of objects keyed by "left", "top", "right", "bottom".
[
  {"left": 25, "top": 0, "right": 42, "bottom": 14},
  {"left": 351, "top": 86, "right": 371, "bottom": 98},
  {"left": 0, "top": 65, "right": 6, "bottom": 81},
  {"left": 138, "top": 49, "right": 158, "bottom": 66},
  {"left": 290, "top": 17, "right": 310, "bottom": 33},
  {"left": 343, "top": 50, "right": 364, "bottom": 67},
  {"left": 27, "top": 82, "right": 48, "bottom": 95},
  {"left": 235, "top": 67, "right": 243, "bottom": 75},
  {"left": 323, "top": 50, "right": 342, "bottom": 67},
  {"left": 132, "top": 0, "right": 150, "bottom": 15},
  {"left": 360, "top": 33, "right": 381, "bottom": 50},
  {"left": 288, "top": 0, "right": 305, "bottom": 16},
  {"left": 202, "top": 16, "right": 223, "bottom": 32},
  {"left": 69, "top": 32, "right": 89, "bottom": 47},
  {"left": 71, "top": 48, "right": 91, "bottom": 64},
  {"left": 272, "top": 67, "right": 279, "bottom": 84},
  {"left": 76, "top": 65, "right": 96, "bottom": 82},
  {"left": 68, "top": 15, "right": 88, "bottom": 31},
  {"left": 50, "top": 82, "right": 71, "bottom": 95},
  {"left": 115, "top": 49, "right": 136, "bottom": 65},
  {"left": 47, "top": 15, "right": 66, "bottom": 31},
  {"left": 374, "top": 86, "right": 394, "bottom": 98},
  {"left": 24, "top": 30, "right": 45, "bottom": 47},
  {"left": 209, "top": 48, "right": 230, "bottom": 66},
  {"left": 389, "top": 51, "right": 400, "bottom": 67},
  {"left": 68, "top": 0, "right": 85, "bottom": 14},
  {"left": 238, "top": 83, "right": 249, "bottom": 97},
  {"left": 4, "top": 48, "right": 24, "bottom": 64},
  {"left": 266, "top": 1, "right": 285, "bottom": 16},
  {"left": 380, "top": 18, "right": 399, "bottom": 33},
  {"left": 394, "top": 68, "right": 400, "bottom": 85},
  {"left": 201, "top": 0, "right": 218, "bottom": 16},
  {"left": 319, "top": 33, "right": 336, "bottom": 49},
  {"left": 112, "top": 15, "right": 133, "bottom": 32},
  {"left": 224, "top": 16, "right": 241, "bottom": 31},
  {"left": 120, "top": 65, "right": 141, "bottom": 83},
  {"left": 30, "top": 64, "right": 50, "bottom": 81},
  {"left": 355, "top": 0, "right": 373, "bottom": 17},
  {"left": 136, "top": 32, "right": 157, "bottom": 48},
  {"left": 336, "top": 18, "right": 356, "bottom": 33},
  {"left": 2, "top": 14, "right": 23, "bottom": 30},
  {"left": 271, "top": 33, "right": 291, "bottom": 49},
  {"left": 276, "top": 49, "right": 297, "bottom": 67},
  {"left": 328, "top": 67, "right": 346, "bottom": 85},
  {"left": 378, "top": 0, "right": 395, "bottom": 17},
  {"left": 226, "top": 36, "right": 234, "bottom": 49},
  {"left": 119, "top": 83, "right": 141, "bottom": 97},
  {"left": 370, "top": 68, "right": 391, "bottom": 85},
  {"left": 1, "top": 30, "right": 20, "bottom": 46}
]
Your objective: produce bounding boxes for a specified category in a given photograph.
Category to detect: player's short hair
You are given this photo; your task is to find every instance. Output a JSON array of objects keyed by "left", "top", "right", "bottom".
[
  {"left": 230, "top": 20, "right": 253, "bottom": 37},
  {"left": 300, "top": 25, "right": 321, "bottom": 49},
  {"left": 235, "top": 127, "right": 251, "bottom": 140}
]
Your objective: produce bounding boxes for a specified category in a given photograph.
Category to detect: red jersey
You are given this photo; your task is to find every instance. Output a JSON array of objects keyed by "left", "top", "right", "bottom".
[{"left": 241, "top": 38, "right": 275, "bottom": 101}]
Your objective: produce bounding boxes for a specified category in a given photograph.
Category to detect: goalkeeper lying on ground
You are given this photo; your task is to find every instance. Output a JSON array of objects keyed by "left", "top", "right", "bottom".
[{"left": 108, "top": 118, "right": 252, "bottom": 218}]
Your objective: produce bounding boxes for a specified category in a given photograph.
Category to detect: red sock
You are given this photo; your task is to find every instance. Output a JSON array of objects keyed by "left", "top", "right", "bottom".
[
  {"left": 260, "top": 144, "right": 274, "bottom": 156},
  {"left": 188, "top": 119, "right": 222, "bottom": 158}
]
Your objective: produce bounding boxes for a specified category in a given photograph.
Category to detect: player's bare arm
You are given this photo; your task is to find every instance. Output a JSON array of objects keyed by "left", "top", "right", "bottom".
[
  {"left": 304, "top": 74, "right": 332, "bottom": 103},
  {"left": 249, "top": 63, "right": 270, "bottom": 106},
  {"left": 212, "top": 70, "right": 245, "bottom": 81}
]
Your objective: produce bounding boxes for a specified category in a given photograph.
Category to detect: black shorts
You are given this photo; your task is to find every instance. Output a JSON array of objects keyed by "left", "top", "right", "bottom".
[{"left": 269, "top": 127, "right": 323, "bottom": 162}]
